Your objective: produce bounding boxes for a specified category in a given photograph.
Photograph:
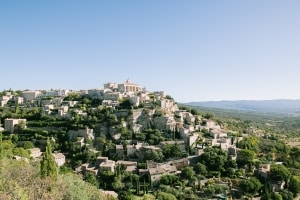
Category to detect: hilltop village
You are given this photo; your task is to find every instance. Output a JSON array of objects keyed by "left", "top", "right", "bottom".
[{"left": 0, "top": 80, "right": 299, "bottom": 200}]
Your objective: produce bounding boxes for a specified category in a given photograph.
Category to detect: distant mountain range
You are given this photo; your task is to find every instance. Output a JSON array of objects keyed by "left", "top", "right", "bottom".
[{"left": 186, "top": 99, "right": 300, "bottom": 114}]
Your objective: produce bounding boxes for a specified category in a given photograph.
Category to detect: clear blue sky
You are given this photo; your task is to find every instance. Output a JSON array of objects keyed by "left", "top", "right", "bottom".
[{"left": 1, "top": 1, "right": 300, "bottom": 102}]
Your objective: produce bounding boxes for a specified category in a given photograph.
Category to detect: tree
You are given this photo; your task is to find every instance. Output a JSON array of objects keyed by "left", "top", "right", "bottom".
[
  {"left": 0, "top": 132, "right": 2, "bottom": 176},
  {"left": 261, "top": 184, "right": 271, "bottom": 200},
  {"left": 236, "top": 149, "right": 255, "bottom": 169},
  {"left": 288, "top": 176, "right": 300, "bottom": 197},
  {"left": 160, "top": 174, "right": 179, "bottom": 186},
  {"left": 238, "top": 136, "right": 259, "bottom": 152},
  {"left": 112, "top": 176, "right": 125, "bottom": 191},
  {"left": 23, "top": 141, "right": 35, "bottom": 149},
  {"left": 289, "top": 147, "right": 300, "bottom": 166},
  {"left": 200, "top": 147, "right": 227, "bottom": 172},
  {"left": 239, "top": 177, "right": 262, "bottom": 195},
  {"left": 142, "top": 194, "right": 156, "bottom": 200},
  {"left": 203, "top": 113, "right": 213, "bottom": 119},
  {"left": 270, "top": 164, "right": 291, "bottom": 182},
  {"left": 181, "top": 166, "right": 195, "bottom": 180},
  {"left": 279, "top": 190, "right": 294, "bottom": 200},
  {"left": 144, "top": 149, "right": 164, "bottom": 162},
  {"left": 194, "top": 163, "right": 207, "bottom": 176},
  {"left": 13, "top": 147, "right": 30, "bottom": 158},
  {"left": 40, "top": 139, "right": 58, "bottom": 180},
  {"left": 162, "top": 144, "right": 182, "bottom": 159},
  {"left": 0, "top": 132, "right": 2, "bottom": 160},
  {"left": 272, "top": 192, "right": 283, "bottom": 200},
  {"left": 190, "top": 109, "right": 199, "bottom": 116},
  {"left": 84, "top": 173, "right": 99, "bottom": 188},
  {"left": 156, "top": 192, "right": 177, "bottom": 200}
]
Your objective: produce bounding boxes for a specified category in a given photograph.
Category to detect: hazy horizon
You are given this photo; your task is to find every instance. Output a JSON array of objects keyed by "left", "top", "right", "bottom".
[{"left": 1, "top": 1, "right": 300, "bottom": 102}]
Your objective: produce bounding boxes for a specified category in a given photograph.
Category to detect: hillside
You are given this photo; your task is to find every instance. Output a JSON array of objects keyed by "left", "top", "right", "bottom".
[
  {"left": 187, "top": 99, "right": 300, "bottom": 114},
  {"left": 3, "top": 84, "right": 300, "bottom": 200}
]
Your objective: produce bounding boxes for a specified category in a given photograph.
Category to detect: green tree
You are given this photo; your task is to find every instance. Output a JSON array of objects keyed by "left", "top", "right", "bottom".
[
  {"left": 289, "top": 147, "right": 300, "bottom": 166},
  {"left": 40, "top": 139, "right": 58, "bottom": 180},
  {"left": 270, "top": 164, "right": 291, "bottom": 182},
  {"left": 84, "top": 173, "right": 99, "bottom": 188},
  {"left": 0, "top": 132, "right": 2, "bottom": 160},
  {"left": 162, "top": 144, "right": 182, "bottom": 159},
  {"left": 194, "top": 163, "right": 207, "bottom": 176},
  {"left": 236, "top": 149, "right": 255, "bottom": 169},
  {"left": 160, "top": 174, "right": 179, "bottom": 186},
  {"left": 144, "top": 149, "right": 164, "bottom": 162},
  {"left": 181, "top": 166, "right": 195, "bottom": 180},
  {"left": 272, "top": 192, "right": 283, "bottom": 200},
  {"left": 288, "top": 176, "right": 300, "bottom": 197},
  {"left": 279, "top": 190, "right": 294, "bottom": 200},
  {"left": 0, "top": 132, "right": 2, "bottom": 177},
  {"left": 200, "top": 147, "right": 227, "bottom": 172},
  {"left": 239, "top": 177, "right": 262, "bottom": 195},
  {"left": 238, "top": 136, "right": 259, "bottom": 152},
  {"left": 203, "top": 113, "right": 213, "bottom": 119},
  {"left": 156, "top": 191, "right": 177, "bottom": 200},
  {"left": 23, "top": 141, "right": 35, "bottom": 149},
  {"left": 13, "top": 147, "right": 30, "bottom": 158},
  {"left": 190, "top": 109, "right": 199, "bottom": 115}
]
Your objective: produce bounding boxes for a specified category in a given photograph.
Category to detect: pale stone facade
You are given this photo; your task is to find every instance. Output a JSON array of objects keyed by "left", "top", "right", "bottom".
[
  {"left": 103, "top": 92, "right": 123, "bottom": 101},
  {"left": 13, "top": 96, "right": 24, "bottom": 105},
  {"left": 43, "top": 90, "right": 69, "bottom": 97},
  {"left": 52, "top": 152, "right": 66, "bottom": 166},
  {"left": 104, "top": 83, "right": 118, "bottom": 90},
  {"left": 68, "top": 128, "right": 95, "bottom": 140},
  {"left": 99, "top": 158, "right": 116, "bottom": 173},
  {"left": 4, "top": 118, "right": 27, "bottom": 133},
  {"left": 21, "top": 90, "right": 42, "bottom": 101},
  {"left": 88, "top": 89, "right": 104, "bottom": 97},
  {"left": 117, "top": 79, "right": 143, "bottom": 93},
  {"left": 147, "top": 160, "right": 177, "bottom": 186},
  {"left": 29, "top": 148, "right": 42, "bottom": 159}
]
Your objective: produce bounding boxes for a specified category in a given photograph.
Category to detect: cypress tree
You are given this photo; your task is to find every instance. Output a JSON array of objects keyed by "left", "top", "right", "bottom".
[
  {"left": 0, "top": 132, "right": 3, "bottom": 176},
  {"left": 136, "top": 178, "right": 140, "bottom": 195},
  {"left": 0, "top": 132, "right": 3, "bottom": 160},
  {"left": 40, "top": 139, "right": 58, "bottom": 180}
]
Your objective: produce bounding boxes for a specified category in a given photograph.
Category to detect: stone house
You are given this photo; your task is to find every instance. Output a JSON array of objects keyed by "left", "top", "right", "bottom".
[
  {"left": 115, "top": 145, "right": 124, "bottom": 159},
  {"left": 116, "top": 160, "right": 137, "bottom": 173},
  {"left": 29, "top": 148, "right": 42, "bottom": 159},
  {"left": 79, "top": 163, "right": 99, "bottom": 176},
  {"left": 4, "top": 118, "right": 27, "bottom": 133},
  {"left": 103, "top": 92, "right": 123, "bottom": 101},
  {"left": 95, "top": 157, "right": 116, "bottom": 173},
  {"left": 146, "top": 160, "right": 177, "bottom": 186},
  {"left": 68, "top": 128, "right": 94, "bottom": 140},
  {"left": 52, "top": 152, "right": 65, "bottom": 167},
  {"left": 171, "top": 158, "right": 189, "bottom": 170},
  {"left": 21, "top": 90, "right": 42, "bottom": 102},
  {"left": 210, "top": 129, "right": 227, "bottom": 139},
  {"left": 100, "top": 159, "right": 116, "bottom": 173}
]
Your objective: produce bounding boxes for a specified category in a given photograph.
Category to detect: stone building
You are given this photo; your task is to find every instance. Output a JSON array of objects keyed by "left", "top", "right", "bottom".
[
  {"left": 117, "top": 79, "right": 143, "bottom": 93},
  {"left": 4, "top": 118, "right": 27, "bottom": 133}
]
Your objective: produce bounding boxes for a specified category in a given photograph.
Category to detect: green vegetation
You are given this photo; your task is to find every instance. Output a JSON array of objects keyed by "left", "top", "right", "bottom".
[
  {"left": 2, "top": 90, "right": 300, "bottom": 199},
  {"left": 40, "top": 139, "right": 58, "bottom": 180},
  {"left": 0, "top": 154, "right": 106, "bottom": 200}
]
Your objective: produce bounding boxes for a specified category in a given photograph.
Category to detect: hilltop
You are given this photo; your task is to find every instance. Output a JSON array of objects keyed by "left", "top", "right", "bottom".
[{"left": 1, "top": 81, "right": 300, "bottom": 200}]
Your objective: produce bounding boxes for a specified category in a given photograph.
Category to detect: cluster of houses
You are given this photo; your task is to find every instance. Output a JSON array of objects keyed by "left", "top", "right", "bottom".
[
  {"left": 3, "top": 80, "right": 286, "bottom": 195},
  {"left": 23, "top": 147, "right": 66, "bottom": 167},
  {"left": 0, "top": 80, "right": 178, "bottom": 119},
  {"left": 0, "top": 80, "right": 241, "bottom": 186}
]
